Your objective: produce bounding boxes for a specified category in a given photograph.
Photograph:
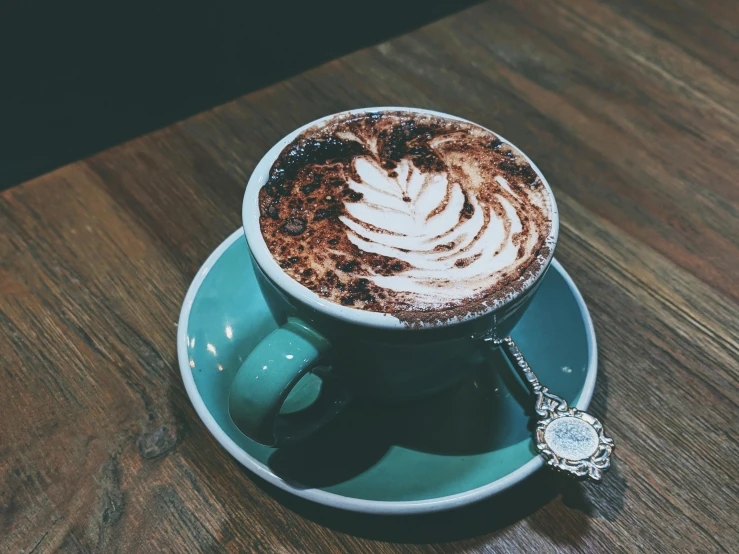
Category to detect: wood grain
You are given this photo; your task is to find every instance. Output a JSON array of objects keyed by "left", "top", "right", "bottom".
[{"left": 1, "top": 0, "right": 738, "bottom": 552}]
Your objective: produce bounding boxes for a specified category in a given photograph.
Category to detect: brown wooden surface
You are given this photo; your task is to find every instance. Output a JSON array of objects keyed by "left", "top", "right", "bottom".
[{"left": 2, "top": 0, "right": 738, "bottom": 551}]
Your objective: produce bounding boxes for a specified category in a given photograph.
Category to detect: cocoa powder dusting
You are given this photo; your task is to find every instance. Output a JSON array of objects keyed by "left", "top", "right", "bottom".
[{"left": 256, "top": 110, "right": 554, "bottom": 325}]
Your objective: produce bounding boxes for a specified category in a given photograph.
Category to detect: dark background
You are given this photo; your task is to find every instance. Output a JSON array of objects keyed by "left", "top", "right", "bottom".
[{"left": 0, "top": 1, "right": 481, "bottom": 190}]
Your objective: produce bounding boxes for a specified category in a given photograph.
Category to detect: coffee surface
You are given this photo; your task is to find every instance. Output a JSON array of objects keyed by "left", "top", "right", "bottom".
[{"left": 258, "top": 111, "right": 554, "bottom": 324}]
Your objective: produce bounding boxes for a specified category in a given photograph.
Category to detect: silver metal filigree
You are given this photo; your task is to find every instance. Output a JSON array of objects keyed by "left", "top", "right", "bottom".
[{"left": 494, "top": 336, "right": 614, "bottom": 482}]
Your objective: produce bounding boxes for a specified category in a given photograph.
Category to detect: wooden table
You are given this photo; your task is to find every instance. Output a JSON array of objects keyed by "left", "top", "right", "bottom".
[{"left": 2, "top": 0, "right": 737, "bottom": 551}]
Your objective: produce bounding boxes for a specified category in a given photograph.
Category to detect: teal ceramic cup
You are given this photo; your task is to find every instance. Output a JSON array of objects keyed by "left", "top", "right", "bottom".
[{"left": 230, "top": 107, "right": 559, "bottom": 447}]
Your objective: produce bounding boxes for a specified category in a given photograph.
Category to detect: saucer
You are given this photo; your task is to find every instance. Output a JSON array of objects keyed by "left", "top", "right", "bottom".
[{"left": 178, "top": 230, "right": 597, "bottom": 515}]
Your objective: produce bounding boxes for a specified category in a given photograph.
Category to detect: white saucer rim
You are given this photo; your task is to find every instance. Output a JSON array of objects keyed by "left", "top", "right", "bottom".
[{"left": 177, "top": 229, "right": 598, "bottom": 515}]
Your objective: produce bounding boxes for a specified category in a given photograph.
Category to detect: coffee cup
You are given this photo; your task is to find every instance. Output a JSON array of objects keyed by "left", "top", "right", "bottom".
[{"left": 229, "top": 107, "right": 559, "bottom": 446}]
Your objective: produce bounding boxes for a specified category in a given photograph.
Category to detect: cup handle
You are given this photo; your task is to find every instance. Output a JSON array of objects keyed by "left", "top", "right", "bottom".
[{"left": 228, "top": 317, "right": 351, "bottom": 447}]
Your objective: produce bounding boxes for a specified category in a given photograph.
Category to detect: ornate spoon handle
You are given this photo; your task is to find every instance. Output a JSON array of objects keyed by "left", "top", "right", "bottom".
[{"left": 497, "top": 336, "right": 614, "bottom": 482}]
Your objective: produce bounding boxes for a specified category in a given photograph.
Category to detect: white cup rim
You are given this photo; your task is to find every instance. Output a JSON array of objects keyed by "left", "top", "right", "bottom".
[{"left": 242, "top": 107, "right": 559, "bottom": 330}]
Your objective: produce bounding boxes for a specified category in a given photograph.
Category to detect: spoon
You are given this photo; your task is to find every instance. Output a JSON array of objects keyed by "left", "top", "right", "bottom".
[{"left": 493, "top": 336, "right": 614, "bottom": 482}]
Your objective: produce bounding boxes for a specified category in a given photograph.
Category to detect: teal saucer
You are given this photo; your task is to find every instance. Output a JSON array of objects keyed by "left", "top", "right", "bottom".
[{"left": 178, "top": 230, "right": 597, "bottom": 515}]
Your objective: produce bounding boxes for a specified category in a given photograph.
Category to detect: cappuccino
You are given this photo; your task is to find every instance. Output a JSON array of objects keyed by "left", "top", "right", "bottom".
[{"left": 258, "top": 110, "right": 554, "bottom": 323}]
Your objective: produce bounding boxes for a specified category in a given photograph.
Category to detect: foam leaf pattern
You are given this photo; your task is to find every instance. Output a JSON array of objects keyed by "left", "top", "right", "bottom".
[{"left": 339, "top": 156, "right": 534, "bottom": 305}]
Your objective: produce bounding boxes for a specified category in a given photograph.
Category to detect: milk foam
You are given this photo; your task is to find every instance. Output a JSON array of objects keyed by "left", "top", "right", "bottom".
[
  {"left": 258, "top": 110, "right": 555, "bottom": 318},
  {"left": 339, "top": 156, "right": 541, "bottom": 307}
]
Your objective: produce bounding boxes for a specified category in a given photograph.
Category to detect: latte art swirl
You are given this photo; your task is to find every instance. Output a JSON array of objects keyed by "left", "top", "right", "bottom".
[
  {"left": 258, "top": 110, "right": 555, "bottom": 323},
  {"left": 340, "top": 157, "right": 540, "bottom": 304}
]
